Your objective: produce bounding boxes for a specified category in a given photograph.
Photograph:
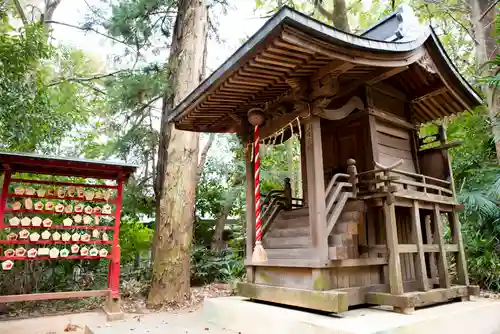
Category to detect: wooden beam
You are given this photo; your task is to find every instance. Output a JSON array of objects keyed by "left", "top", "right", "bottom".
[
  {"left": 432, "top": 204, "right": 450, "bottom": 288},
  {"left": 337, "top": 279, "right": 437, "bottom": 306},
  {"left": 310, "top": 59, "right": 354, "bottom": 82},
  {"left": 329, "top": 257, "right": 388, "bottom": 267},
  {"left": 331, "top": 66, "right": 408, "bottom": 102},
  {"left": 238, "top": 282, "right": 349, "bottom": 313},
  {"left": 410, "top": 84, "right": 447, "bottom": 103},
  {"left": 411, "top": 201, "right": 429, "bottom": 291},
  {"left": 383, "top": 199, "right": 404, "bottom": 295},
  {"left": 244, "top": 258, "right": 333, "bottom": 267},
  {"left": 362, "top": 243, "right": 459, "bottom": 254},
  {"left": 0, "top": 290, "right": 109, "bottom": 303},
  {"left": 368, "top": 108, "right": 416, "bottom": 130},
  {"left": 365, "top": 285, "right": 470, "bottom": 309},
  {"left": 367, "top": 66, "right": 409, "bottom": 85}
]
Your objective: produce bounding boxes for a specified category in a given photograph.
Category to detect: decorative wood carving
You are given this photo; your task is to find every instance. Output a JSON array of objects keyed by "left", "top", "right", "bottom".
[
  {"left": 317, "top": 96, "right": 365, "bottom": 120},
  {"left": 416, "top": 52, "right": 437, "bottom": 74}
]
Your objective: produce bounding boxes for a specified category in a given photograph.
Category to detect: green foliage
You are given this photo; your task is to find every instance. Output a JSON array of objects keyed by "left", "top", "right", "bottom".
[
  {"left": 119, "top": 220, "right": 153, "bottom": 264},
  {"left": 445, "top": 109, "right": 500, "bottom": 290},
  {"left": 0, "top": 16, "right": 52, "bottom": 151},
  {"left": 191, "top": 246, "right": 244, "bottom": 286},
  {"left": 106, "top": 0, "right": 177, "bottom": 50},
  {"left": 454, "top": 14, "right": 500, "bottom": 290},
  {"left": 0, "top": 9, "right": 103, "bottom": 153}
]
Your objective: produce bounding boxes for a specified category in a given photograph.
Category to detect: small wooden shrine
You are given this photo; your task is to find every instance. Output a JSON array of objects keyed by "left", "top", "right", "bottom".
[
  {"left": 0, "top": 152, "right": 136, "bottom": 319},
  {"left": 168, "top": 6, "right": 481, "bottom": 313}
]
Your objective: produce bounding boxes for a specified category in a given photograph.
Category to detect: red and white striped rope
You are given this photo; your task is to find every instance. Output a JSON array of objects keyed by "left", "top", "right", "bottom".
[{"left": 254, "top": 125, "right": 262, "bottom": 242}]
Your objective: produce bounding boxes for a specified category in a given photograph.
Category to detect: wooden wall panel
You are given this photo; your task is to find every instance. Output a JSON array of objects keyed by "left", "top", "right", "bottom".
[
  {"left": 321, "top": 120, "right": 340, "bottom": 184},
  {"left": 320, "top": 112, "right": 372, "bottom": 185},
  {"left": 374, "top": 119, "right": 416, "bottom": 174},
  {"left": 371, "top": 88, "right": 406, "bottom": 118},
  {"left": 330, "top": 266, "right": 383, "bottom": 290}
]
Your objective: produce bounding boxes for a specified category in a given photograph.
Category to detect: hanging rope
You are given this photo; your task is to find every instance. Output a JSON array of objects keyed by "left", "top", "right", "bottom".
[{"left": 254, "top": 124, "right": 263, "bottom": 243}]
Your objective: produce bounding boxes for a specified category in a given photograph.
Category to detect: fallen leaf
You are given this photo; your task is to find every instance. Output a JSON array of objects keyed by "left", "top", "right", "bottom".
[{"left": 64, "top": 323, "right": 81, "bottom": 332}]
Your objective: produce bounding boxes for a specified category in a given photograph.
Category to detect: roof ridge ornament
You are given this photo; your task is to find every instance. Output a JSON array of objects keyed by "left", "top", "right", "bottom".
[{"left": 361, "top": 4, "right": 425, "bottom": 42}]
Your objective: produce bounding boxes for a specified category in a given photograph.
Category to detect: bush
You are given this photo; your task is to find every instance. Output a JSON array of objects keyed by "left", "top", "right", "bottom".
[
  {"left": 190, "top": 246, "right": 244, "bottom": 286},
  {"left": 119, "top": 220, "right": 153, "bottom": 265}
]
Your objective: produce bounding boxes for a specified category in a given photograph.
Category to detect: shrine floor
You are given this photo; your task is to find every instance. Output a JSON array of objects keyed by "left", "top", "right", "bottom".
[{"left": 204, "top": 296, "right": 500, "bottom": 334}]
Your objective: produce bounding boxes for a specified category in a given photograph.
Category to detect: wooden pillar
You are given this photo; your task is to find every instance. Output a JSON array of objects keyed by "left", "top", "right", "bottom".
[
  {"left": 432, "top": 204, "right": 450, "bottom": 288},
  {"left": 304, "top": 116, "right": 328, "bottom": 262},
  {"left": 424, "top": 214, "right": 438, "bottom": 283},
  {"left": 383, "top": 198, "right": 404, "bottom": 295},
  {"left": 245, "top": 144, "right": 256, "bottom": 263},
  {"left": 438, "top": 124, "right": 457, "bottom": 197},
  {"left": 410, "top": 201, "right": 429, "bottom": 291},
  {"left": 449, "top": 209, "right": 469, "bottom": 286}
]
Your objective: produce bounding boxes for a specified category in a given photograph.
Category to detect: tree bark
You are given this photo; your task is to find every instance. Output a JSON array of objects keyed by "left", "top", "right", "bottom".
[
  {"left": 469, "top": 0, "right": 500, "bottom": 161},
  {"left": 314, "top": 0, "right": 350, "bottom": 32},
  {"left": 148, "top": 0, "right": 208, "bottom": 307}
]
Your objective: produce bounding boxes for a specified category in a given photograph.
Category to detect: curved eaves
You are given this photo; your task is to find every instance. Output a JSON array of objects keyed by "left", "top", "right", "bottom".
[
  {"left": 426, "top": 28, "right": 482, "bottom": 109},
  {"left": 168, "top": 6, "right": 432, "bottom": 124}
]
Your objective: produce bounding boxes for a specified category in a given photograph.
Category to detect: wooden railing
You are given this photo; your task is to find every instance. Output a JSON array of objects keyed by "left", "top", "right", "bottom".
[
  {"left": 261, "top": 178, "right": 304, "bottom": 238},
  {"left": 325, "top": 159, "right": 358, "bottom": 236},
  {"left": 356, "top": 159, "right": 454, "bottom": 199},
  {"left": 261, "top": 195, "right": 285, "bottom": 238}
]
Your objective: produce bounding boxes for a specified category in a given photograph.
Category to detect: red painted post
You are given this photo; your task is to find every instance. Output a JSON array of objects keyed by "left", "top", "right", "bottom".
[
  {"left": 0, "top": 167, "right": 12, "bottom": 229},
  {"left": 109, "top": 175, "right": 124, "bottom": 298}
]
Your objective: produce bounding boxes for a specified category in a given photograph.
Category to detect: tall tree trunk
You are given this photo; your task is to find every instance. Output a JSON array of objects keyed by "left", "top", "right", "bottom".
[
  {"left": 148, "top": 0, "right": 208, "bottom": 307},
  {"left": 470, "top": 0, "right": 500, "bottom": 161},
  {"left": 314, "top": 0, "right": 350, "bottom": 32}
]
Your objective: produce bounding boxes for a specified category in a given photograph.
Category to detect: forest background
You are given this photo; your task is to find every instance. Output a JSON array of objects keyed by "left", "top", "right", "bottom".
[{"left": 0, "top": 0, "right": 498, "bottom": 312}]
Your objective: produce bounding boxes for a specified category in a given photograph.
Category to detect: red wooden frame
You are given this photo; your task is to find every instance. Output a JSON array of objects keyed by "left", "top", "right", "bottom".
[{"left": 0, "top": 152, "right": 136, "bottom": 303}]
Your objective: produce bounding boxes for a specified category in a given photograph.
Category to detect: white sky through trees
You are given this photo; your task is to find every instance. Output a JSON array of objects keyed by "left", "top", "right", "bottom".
[{"left": 49, "top": 0, "right": 265, "bottom": 159}]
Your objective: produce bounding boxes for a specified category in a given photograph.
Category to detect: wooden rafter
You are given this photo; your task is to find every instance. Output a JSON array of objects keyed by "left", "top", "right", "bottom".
[{"left": 410, "top": 83, "right": 447, "bottom": 103}]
